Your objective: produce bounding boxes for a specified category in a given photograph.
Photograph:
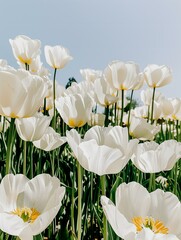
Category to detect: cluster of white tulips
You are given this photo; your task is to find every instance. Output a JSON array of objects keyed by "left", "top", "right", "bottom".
[{"left": 0, "top": 35, "right": 180, "bottom": 240}]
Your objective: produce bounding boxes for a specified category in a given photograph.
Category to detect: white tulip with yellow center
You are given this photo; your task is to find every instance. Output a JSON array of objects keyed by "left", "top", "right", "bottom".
[
  {"left": 104, "top": 61, "right": 142, "bottom": 91},
  {"left": 143, "top": 64, "right": 172, "bottom": 88},
  {"left": 9, "top": 35, "right": 41, "bottom": 66},
  {"left": 15, "top": 113, "right": 51, "bottom": 142},
  {"left": 44, "top": 45, "right": 73, "bottom": 69},
  {"left": 66, "top": 126, "right": 138, "bottom": 175},
  {"left": 0, "top": 69, "right": 48, "bottom": 118},
  {"left": 129, "top": 115, "right": 160, "bottom": 141},
  {"left": 0, "top": 174, "right": 65, "bottom": 240},
  {"left": 56, "top": 93, "right": 94, "bottom": 128},
  {"left": 94, "top": 76, "right": 118, "bottom": 107},
  {"left": 101, "top": 182, "right": 181, "bottom": 240},
  {"left": 131, "top": 140, "right": 181, "bottom": 173}
]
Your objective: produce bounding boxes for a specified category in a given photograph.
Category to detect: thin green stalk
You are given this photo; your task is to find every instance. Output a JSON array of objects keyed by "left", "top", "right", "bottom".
[
  {"left": 52, "top": 68, "right": 57, "bottom": 129},
  {"left": 150, "top": 87, "right": 156, "bottom": 124},
  {"left": 30, "top": 143, "right": 34, "bottom": 178},
  {"left": 77, "top": 162, "right": 82, "bottom": 240},
  {"left": 120, "top": 89, "right": 124, "bottom": 126},
  {"left": 23, "top": 141, "right": 27, "bottom": 175},
  {"left": 100, "top": 175, "right": 107, "bottom": 240},
  {"left": 104, "top": 105, "right": 109, "bottom": 127},
  {"left": 148, "top": 173, "right": 155, "bottom": 192},
  {"left": 71, "top": 159, "right": 76, "bottom": 239},
  {"left": 6, "top": 118, "right": 15, "bottom": 174},
  {"left": 90, "top": 172, "right": 94, "bottom": 240},
  {"left": 127, "top": 90, "right": 134, "bottom": 131}
]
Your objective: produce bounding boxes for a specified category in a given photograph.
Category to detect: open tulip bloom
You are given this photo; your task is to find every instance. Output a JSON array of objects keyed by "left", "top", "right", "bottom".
[
  {"left": 66, "top": 126, "right": 138, "bottom": 176},
  {"left": 101, "top": 182, "right": 181, "bottom": 240},
  {"left": 131, "top": 140, "right": 181, "bottom": 173},
  {"left": 0, "top": 174, "right": 65, "bottom": 240}
]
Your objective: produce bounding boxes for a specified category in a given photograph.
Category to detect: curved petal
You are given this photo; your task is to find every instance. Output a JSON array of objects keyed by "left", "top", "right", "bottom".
[
  {"left": 79, "top": 140, "right": 124, "bottom": 175},
  {"left": 0, "top": 174, "right": 29, "bottom": 212},
  {"left": 115, "top": 182, "right": 150, "bottom": 222},
  {"left": 101, "top": 196, "right": 136, "bottom": 239},
  {"left": 149, "top": 189, "right": 181, "bottom": 237}
]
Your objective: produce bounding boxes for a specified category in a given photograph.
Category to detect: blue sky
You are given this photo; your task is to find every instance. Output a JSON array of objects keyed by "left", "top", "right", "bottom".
[{"left": 0, "top": 0, "right": 181, "bottom": 98}]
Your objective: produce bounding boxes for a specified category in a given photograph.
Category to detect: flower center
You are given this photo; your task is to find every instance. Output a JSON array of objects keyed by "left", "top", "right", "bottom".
[
  {"left": 68, "top": 118, "right": 84, "bottom": 128},
  {"left": 132, "top": 216, "right": 168, "bottom": 234},
  {"left": 12, "top": 207, "right": 40, "bottom": 223}
]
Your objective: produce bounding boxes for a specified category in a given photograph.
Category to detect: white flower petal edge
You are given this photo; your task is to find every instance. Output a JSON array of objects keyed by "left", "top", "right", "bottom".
[
  {"left": 0, "top": 174, "right": 65, "bottom": 240},
  {"left": 101, "top": 196, "right": 136, "bottom": 240}
]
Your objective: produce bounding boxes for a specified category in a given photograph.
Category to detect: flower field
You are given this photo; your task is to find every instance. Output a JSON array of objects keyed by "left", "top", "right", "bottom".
[{"left": 0, "top": 35, "right": 180, "bottom": 240}]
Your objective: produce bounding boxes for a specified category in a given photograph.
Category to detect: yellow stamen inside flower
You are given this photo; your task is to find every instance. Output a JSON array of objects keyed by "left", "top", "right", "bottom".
[
  {"left": 132, "top": 216, "right": 169, "bottom": 234},
  {"left": 18, "top": 56, "right": 32, "bottom": 65},
  {"left": 12, "top": 207, "right": 40, "bottom": 223},
  {"left": 68, "top": 118, "right": 84, "bottom": 127}
]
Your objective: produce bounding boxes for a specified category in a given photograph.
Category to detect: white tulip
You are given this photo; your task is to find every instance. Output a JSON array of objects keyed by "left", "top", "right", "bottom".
[
  {"left": 0, "top": 174, "right": 65, "bottom": 240},
  {"left": 101, "top": 182, "right": 181, "bottom": 239}
]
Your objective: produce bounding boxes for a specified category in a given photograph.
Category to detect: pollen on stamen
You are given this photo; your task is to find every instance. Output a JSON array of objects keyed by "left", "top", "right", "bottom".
[
  {"left": 132, "top": 216, "right": 169, "bottom": 234},
  {"left": 11, "top": 207, "right": 40, "bottom": 223}
]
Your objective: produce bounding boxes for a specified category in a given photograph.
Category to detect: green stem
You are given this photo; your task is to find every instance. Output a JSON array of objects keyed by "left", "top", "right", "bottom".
[
  {"left": 100, "top": 175, "right": 107, "bottom": 240},
  {"left": 30, "top": 143, "right": 34, "bottom": 178},
  {"left": 52, "top": 68, "right": 57, "bottom": 129},
  {"left": 23, "top": 141, "right": 27, "bottom": 175},
  {"left": 120, "top": 89, "right": 124, "bottom": 127},
  {"left": 71, "top": 160, "right": 75, "bottom": 238},
  {"left": 6, "top": 118, "right": 15, "bottom": 174},
  {"left": 150, "top": 87, "right": 156, "bottom": 124},
  {"left": 127, "top": 90, "right": 134, "bottom": 130},
  {"left": 104, "top": 105, "right": 109, "bottom": 127},
  {"left": 148, "top": 173, "right": 155, "bottom": 192},
  {"left": 77, "top": 162, "right": 82, "bottom": 240}
]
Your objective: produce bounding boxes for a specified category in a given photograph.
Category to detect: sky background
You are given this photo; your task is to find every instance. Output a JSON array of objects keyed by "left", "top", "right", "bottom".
[{"left": 0, "top": 0, "right": 181, "bottom": 99}]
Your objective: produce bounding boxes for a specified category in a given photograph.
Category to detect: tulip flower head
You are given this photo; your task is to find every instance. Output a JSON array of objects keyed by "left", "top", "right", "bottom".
[
  {"left": 144, "top": 64, "right": 172, "bottom": 88},
  {"left": 44, "top": 45, "right": 73, "bottom": 69},
  {"left": 56, "top": 93, "right": 94, "bottom": 128},
  {"left": 9, "top": 35, "right": 41, "bottom": 66},
  {"left": 101, "top": 182, "right": 181, "bottom": 239},
  {"left": 0, "top": 174, "right": 65, "bottom": 240},
  {"left": 80, "top": 68, "right": 102, "bottom": 82},
  {"left": 131, "top": 140, "right": 181, "bottom": 173},
  {"left": 66, "top": 126, "right": 138, "bottom": 176},
  {"left": 15, "top": 113, "right": 51, "bottom": 142},
  {"left": 104, "top": 61, "right": 141, "bottom": 90},
  {"left": 0, "top": 69, "right": 48, "bottom": 118},
  {"left": 33, "top": 127, "right": 67, "bottom": 151}
]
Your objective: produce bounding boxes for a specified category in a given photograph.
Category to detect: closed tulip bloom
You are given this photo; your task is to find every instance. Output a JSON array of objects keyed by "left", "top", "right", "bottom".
[
  {"left": 55, "top": 93, "right": 94, "bottom": 128},
  {"left": 80, "top": 68, "right": 102, "bottom": 82},
  {"left": 0, "top": 70, "right": 48, "bottom": 118},
  {"left": 15, "top": 113, "right": 51, "bottom": 141},
  {"left": 9, "top": 35, "right": 41, "bottom": 65},
  {"left": 101, "top": 182, "right": 181, "bottom": 239},
  {"left": 144, "top": 64, "right": 172, "bottom": 88},
  {"left": 131, "top": 140, "right": 181, "bottom": 173},
  {"left": 129, "top": 116, "right": 160, "bottom": 141},
  {"left": 169, "top": 98, "right": 181, "bottom": 120},
  {"left": 33, "top": 127, "right": 66, "bottom": 151},
  {"left": 44, "top": 45, "right": 73, "bottom": 69},
  {"left": 104, "top": 61, "right": 141, "bottom": 90},
  {"left": 0, "top": 174, "right": 65, "bottom": 240},
  {"left": 94, "top": 76, "right": 118, "bottom": 106},
  {"left": 66, "top": 126, "right": 138, "bottom": 176}
]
